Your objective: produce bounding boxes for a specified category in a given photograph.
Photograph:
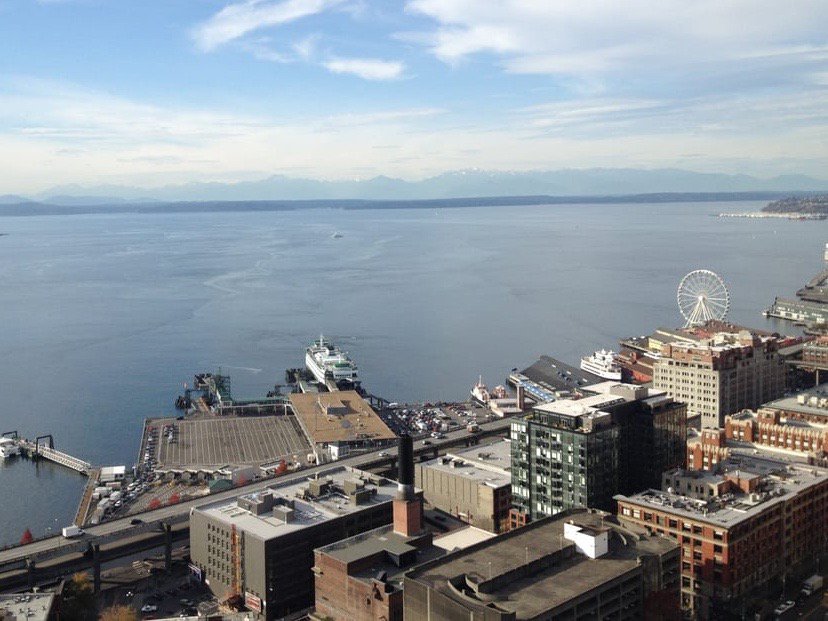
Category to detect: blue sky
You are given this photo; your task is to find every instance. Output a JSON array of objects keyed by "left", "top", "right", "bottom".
[{"left": 1, "top": 0, "right": 827, "bottom": 193}]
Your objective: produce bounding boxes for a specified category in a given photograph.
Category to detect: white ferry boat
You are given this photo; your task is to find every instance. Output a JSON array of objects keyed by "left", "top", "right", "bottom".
[
  {"left": 0, "top": 437, "right": 20, "bottom": 460},
  {"left": 305, "top": 335, "right": 359, "bottom": 386},
  {"left": 580, "top": 349, "right": 623, "bottom": 381}
]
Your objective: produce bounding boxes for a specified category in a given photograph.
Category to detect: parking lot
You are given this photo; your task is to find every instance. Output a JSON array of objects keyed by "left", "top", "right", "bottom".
[
  {"left": 149, "top": 415, "right": 310, "bottom": 468},
  {"left": 379, "top": 400, "right": 494, "bottom": 438}
]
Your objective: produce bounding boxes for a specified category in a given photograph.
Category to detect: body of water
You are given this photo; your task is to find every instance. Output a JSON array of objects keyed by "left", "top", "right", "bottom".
[{"left": 0, "top": 201, "right": 822, "bottom": 545}]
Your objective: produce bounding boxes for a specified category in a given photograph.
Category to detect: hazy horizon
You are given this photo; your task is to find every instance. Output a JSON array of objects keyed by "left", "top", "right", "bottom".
[{"left": 2, "top": 1, "right": 828, "bottom": 194}]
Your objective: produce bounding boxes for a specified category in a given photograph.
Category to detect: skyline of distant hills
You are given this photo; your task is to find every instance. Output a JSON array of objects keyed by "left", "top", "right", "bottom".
[{"left": 4, "top": 168, "right": 828, "bottom": 206}]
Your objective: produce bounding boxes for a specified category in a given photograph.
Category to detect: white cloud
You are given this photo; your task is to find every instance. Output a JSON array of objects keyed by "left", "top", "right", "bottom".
[
  {"left": 292, "top": 33, "right": 320, "bottom": 60},
  {"left": 192, "top": 0, "right": 343, "bottom": 52},
  {"left": 406, "top": 0, "right": 828, "bottom": 80},
  {"left": 323, "top": 57, "right": 405, "bottom": 80}
]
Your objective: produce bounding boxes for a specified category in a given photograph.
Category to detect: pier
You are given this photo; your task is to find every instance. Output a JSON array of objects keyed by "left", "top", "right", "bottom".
[{"left": 16, "top": 434, "right": 92, "bottom": 475}]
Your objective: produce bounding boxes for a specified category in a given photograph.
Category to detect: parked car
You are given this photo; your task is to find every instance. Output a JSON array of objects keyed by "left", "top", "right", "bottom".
[{"left": 773, "top": 600, "right": 795, "bottom": 616}]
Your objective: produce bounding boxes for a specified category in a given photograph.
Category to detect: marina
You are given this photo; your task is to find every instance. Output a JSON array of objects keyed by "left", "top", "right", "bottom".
[{"left": 766, "top": 243, "right": 828, "bottom": 330}]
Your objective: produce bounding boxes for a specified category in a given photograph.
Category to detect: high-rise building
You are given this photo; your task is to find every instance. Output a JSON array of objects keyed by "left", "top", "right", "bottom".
[
  {"left": 616, "top": 455, "right": 828, "bottom": 619},
  {"left": 653, "top": 329, "right": 787, "bottom": 428},
  {"left": 403, "top": 508, "right": 681, "bottom": 621},
  {"left": 510, "top": 382, "right": 686, "bottom": 524},
  {"left": 511, "top": 395, "right": 619, "bottom": 523},
  {"left": 189, "top": 466, "right": 401, "bottom": 619}
]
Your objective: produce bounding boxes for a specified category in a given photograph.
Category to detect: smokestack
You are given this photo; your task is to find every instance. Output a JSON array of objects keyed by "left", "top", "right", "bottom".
[
  {"left": 397, "top": 433, "right": 415, "bottom": 500},
  {"left": 393, "top": 433, "right": 421, "bottom": 536}
]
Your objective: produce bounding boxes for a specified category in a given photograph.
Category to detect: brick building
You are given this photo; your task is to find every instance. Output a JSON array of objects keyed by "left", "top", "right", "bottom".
[
  {"left": 686, "top": 385, "right": 828, "bottom": 470},
  {"left": 616, "top": 456, "right": 828, "bottom": 619},
  {"left": 312, "top": 435, "right": 429, "bottom": 621},
  {"left": 653, "top": 330, "right": 787, "bottom": 428}
]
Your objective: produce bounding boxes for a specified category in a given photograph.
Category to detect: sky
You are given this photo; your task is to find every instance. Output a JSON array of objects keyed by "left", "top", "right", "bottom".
[{"left": 0, "top": 0, "right": 827, "bottom": 194}]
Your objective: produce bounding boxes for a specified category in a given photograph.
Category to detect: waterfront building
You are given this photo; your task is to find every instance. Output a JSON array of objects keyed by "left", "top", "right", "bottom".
[
  {"left": 510, "top": 382, "right": 686, "bottom": 524},
  {"left": 289, "top": 391, "right": 397, "bottom": 461},
  {"left": 414, "top": 439, "right": 512, "bottom": 533},
  {"left": 189, "top": 465, "right": 403, "bottom": 619},
  {"left": 652, "top": 329, "right": 787, "bottom": 428},
  {"left": 403, "top": 507, "right": 681, "bottom": 621},
  {"left": 616, "top": 456, "right": 828, "bottom": 619}
]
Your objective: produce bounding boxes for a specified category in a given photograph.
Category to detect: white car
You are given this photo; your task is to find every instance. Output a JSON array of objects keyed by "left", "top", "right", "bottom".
[
  {"left": 141, "top": 604, "right": 158, "bottom": 613},
  {"left": 378, "top": 451, "right": 388, "bottom": 457},
  {"left": 773, "top": 600, "right": 795, "bottom": 616}
]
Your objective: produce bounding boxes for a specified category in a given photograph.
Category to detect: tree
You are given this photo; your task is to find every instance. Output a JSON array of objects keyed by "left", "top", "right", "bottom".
[
  {"left": 168, "top": 493, "right": 181, "bottom": 505},
  {"left": 19, "top": 528, "right": 33, "bottom": 545},
  {"left": 147, "top": 498, "right": 161, "bottom": 510},
  {"left": 61, "top": 572, "right": 95, "bottom": 621},
  {"left": 99, "top": 605, "right": 138, "bottom": 621}
]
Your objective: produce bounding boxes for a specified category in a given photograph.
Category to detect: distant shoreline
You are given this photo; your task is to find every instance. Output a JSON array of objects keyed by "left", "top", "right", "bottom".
[{"left": 0, "top": 190, "right": 817, "bottom": 218}]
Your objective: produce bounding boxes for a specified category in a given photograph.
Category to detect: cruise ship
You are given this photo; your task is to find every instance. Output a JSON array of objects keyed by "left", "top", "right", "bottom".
[
  {"left": 305, "top": 335, "right": 359, "bottom": 386},
  {"left": 0, "top": 437, "right": 20, "bottom": 460},
  {"left": 580, "top": 350, "right": 622, "bottom": 381}
]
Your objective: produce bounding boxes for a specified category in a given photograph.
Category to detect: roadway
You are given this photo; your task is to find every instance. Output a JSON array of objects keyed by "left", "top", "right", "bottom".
[{"left": 0, "top": 416, "right": 513, "bottom": 574}]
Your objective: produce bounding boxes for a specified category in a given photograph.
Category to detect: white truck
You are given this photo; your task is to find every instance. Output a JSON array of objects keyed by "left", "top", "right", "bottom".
[
  {"left": 61, "top": 525, "right": 84, "bottom": 538},
  {"left": 800, "top": 574, "right": 823, "bottom": 597}
]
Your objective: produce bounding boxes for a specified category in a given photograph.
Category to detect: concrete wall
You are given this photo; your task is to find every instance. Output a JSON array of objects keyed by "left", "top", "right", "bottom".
[{"left": 414, "top": 463, "right": 509, "bottom": 533}]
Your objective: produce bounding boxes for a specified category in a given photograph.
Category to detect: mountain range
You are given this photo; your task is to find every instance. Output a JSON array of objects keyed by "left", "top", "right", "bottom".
[{"left": 6, "top": 168, "right": 828, "bottom": 206}]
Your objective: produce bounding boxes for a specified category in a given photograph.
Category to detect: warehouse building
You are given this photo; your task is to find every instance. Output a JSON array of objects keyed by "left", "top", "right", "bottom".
[{"left": 289, "top": 391, "right": 397, "bottom": 462}]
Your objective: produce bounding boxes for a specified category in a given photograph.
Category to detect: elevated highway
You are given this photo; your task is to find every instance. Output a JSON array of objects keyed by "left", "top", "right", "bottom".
[{"left": 0, "top": 417, "right": 512, "bottom": 591}]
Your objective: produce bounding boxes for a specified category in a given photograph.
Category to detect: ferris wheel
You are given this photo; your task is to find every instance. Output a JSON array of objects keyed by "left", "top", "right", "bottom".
[{"left": 677, "top": 270, "right": 730, "bottom": 327}]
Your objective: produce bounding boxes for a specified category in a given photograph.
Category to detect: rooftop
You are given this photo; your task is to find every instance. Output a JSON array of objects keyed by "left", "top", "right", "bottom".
[
  {"left": 445, "top": 440, "right": 512, "bottom": 474},
  {"left": 762, "top": 385, "right": 828, "bottom": 421},
  {"left": 193, "top": 466, "right": 399, "bottom": 539},
  {"left": 316, "top": 525, "right": 446, "bottom": 592},
  {"left": 618, "top": 455, "right": 828, "bottom": 527},
  {"left": 406, "top": 509, "right": 676, "bottom": 619},
  {"left": 520, "top": 355, "right": 601, "bottom": 394},
  {"left": 432, "top": 526, "right": 496, "bottom": 551},
  {"left": 418, "top": 452, "right": 511, "bottom": 489},
  {"left": 534, "top": 392, "right": 625, "bottom": 417},
  {"left": 289, "top": 391, "right": 397, "bottom": 445},
  {"left": 0, "top": 592, "right": 55, "bottom": 621}
]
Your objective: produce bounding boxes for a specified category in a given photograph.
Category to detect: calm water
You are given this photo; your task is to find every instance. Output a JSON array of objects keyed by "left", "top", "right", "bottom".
[{"left": 0, "top": 201, "right": 822, "bottom": 545}]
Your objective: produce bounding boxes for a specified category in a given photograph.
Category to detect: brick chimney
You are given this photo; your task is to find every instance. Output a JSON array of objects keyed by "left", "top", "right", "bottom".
[{"left": 393, "top": 434, "right": 422, "bottom": 537}]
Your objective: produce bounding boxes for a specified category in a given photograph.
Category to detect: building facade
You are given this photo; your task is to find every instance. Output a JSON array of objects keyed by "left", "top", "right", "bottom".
[
  {"left": 511, "top": 383, "right": 686, "bottom": 524},
  {"left": 189, "top": 466, "right": 400, "bottom": 619},
  {"left": 511, "top": 401, "right": 619, "bottom": 522},
  {"left": 653, "top": 330, "right": 787, "bottom": 428},
  {"left": 616, "top": 458, "right": 828, "bottom": 619},
  {"left": 414, "top": 440, "right": 512, "bottom": 533}
]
